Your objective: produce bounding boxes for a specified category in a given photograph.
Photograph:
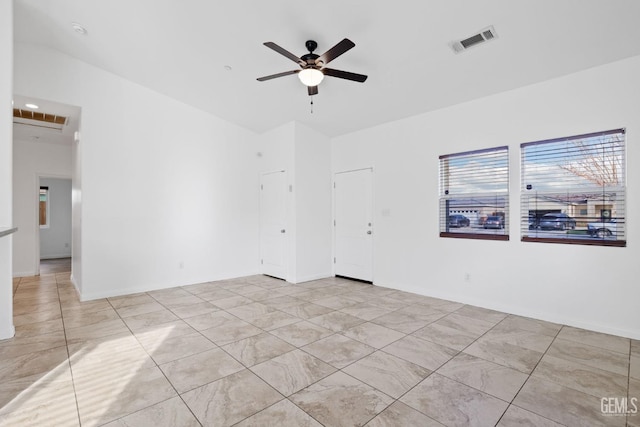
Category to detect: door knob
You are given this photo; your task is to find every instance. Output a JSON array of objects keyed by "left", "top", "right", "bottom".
[
  {"left": 367, "top": 230, "right": 372, "bottom": 234},
  {"left": 281, "top": 229, "right": 286, "bottom": 233}
]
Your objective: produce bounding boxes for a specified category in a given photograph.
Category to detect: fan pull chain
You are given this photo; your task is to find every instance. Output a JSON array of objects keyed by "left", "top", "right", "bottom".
[{"left": 310, "top": 97, "right": 314, "bottom": 114}]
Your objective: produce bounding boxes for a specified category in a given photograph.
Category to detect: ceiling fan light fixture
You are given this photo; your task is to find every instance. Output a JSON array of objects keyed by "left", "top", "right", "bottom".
[
  {"left": 257, "top": 39, "right": 367, "bottom": 97},
  {"left": 298, "top": 68, "right": 324, "bottom": 87}
]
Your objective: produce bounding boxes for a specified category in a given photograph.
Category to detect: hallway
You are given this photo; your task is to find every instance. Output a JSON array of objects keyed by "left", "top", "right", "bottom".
[{"left": 40, "top": 257, "right": 71, "bottom": 275}]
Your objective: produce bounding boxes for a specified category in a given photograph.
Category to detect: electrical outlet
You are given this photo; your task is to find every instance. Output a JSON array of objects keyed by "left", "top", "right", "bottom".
[{"left": 64, "top": 243, "right": 69, "bottom": 248}]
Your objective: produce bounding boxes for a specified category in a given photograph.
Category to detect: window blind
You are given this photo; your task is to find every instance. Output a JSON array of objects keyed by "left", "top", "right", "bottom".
[
  {"left": 521, "top": 128, "right": 626, "bottom": 247},
  {"left": 439, "top": 146, "right": 509, "bottom": 240}
]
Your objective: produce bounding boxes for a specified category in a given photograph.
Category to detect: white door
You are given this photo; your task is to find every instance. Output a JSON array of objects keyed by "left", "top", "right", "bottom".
[
  {"left": 334, "top": 168, "right": 373, "bottom": 282},
  {"left": 260, "top": 170, "right": 287, "bottom": 280}
]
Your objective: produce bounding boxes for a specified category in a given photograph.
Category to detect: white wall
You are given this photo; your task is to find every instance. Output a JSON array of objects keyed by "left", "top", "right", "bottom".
[
  {"left": 257, "top": 122, "right": 333, "bottom": 283},
  {"left": 14, "top": 44, "right": 260, "bottom": 300},
  {"left": 333, "top": 55, "right": 640, "bottom": 339},
  {"left": 294, "top": 123, "right": 332, "bottom": 282},
  {"left": 257, "top": 122, "right": 296, "bottom": 282},
  {"left": 12, "top": 141, "right": 72, "bottom": 276},
  {"left": 40, "top": 178, "right": 72, "bottom": 259},
  {"left": 0, "top": 0, "right": 14, "bottom": 339},
  {"left": 71, "top": 124, "right": 82, "bottom": 292}
]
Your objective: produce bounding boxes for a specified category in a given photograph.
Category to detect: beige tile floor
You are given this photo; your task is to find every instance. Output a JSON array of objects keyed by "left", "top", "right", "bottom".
[{"left": 3, "top": 269, "right": 639, "bottom": 427}]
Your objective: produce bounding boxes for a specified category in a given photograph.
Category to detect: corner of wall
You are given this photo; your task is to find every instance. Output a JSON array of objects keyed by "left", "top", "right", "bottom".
[{"left": 0, "top": 0, "right": 14, "bottom": 340}]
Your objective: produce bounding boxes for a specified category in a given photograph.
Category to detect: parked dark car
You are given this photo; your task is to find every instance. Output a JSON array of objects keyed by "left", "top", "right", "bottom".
[
  {"left": 448, "top": 214, "right": 470, "bottom": 228},
  {"left": 483, "top": 216, "right": 504, "bottom": 229},
  {"left": 538, "top": 213, "right": 576, "bottom": 230}
]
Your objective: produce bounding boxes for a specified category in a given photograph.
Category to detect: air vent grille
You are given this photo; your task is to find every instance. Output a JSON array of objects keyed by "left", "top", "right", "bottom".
[
  {"left": 482, "top": 30, "right": 495, "bottom": 40},
  {"left": 450, "top": 26, "right": 498, "bottom": 54},
  {"left": 460, "top": 34, "right": 486, "bottom": 49},
  {"left": 13, "top": 108, "right": 68, "bottom": 131},
  {"left": 14, "top": 108, "right": 68, "bottom": 125}
]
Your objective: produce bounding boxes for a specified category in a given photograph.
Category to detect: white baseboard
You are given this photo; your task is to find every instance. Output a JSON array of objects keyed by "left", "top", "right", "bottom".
[
  {"left": 69, "top": 274, "right": 81, "bottom": 299},
  {"left": 381, "top": 281, "right": 640, "bottom": 341},
  {"left": 0, "top": 324, "right": 15, "bottom": 340},
  {"left": 13, "top": 270, "right": 36, "bottom": 278},
  {"left": 79, "top": 270, "right": 256, "bottom": 301}
]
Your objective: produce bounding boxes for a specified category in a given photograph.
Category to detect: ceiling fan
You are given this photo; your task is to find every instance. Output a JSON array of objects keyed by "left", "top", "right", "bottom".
[{"left": 257, "top": 38, "right": 368, "bottom": 96}]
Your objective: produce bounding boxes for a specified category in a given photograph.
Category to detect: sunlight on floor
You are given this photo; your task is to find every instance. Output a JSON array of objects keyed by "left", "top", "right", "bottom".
[
  {"left": 0, "top": 358, "right": 78, "bottom": 426},
  {"left": 69, "top": 327, "right": 178, "bottom": 425}
]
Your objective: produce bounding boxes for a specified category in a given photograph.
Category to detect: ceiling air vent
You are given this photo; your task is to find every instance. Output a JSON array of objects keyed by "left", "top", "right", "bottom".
[
  {"left": 13, "top": 108, "right": 68, "bottom": 132},
  {"left": 450, "top": 26, "right": 498, "bottom": 54}
]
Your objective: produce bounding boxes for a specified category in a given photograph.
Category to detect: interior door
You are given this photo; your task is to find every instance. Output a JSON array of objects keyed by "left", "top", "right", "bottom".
[
  {"left": 334, "top": 168, "right": 373, "bottom": 282},
  {"left": 260, "top": 170, "right": 287, "bottom": 280}
]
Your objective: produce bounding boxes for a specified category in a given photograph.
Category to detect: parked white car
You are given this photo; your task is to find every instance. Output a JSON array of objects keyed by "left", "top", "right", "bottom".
[{"left": 587, "top": 219, "right": 618, "bottom": 238}]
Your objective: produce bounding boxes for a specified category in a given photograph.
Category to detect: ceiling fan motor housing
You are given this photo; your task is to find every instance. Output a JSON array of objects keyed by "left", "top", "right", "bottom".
[
  {"left": 301, "top": 53, "right": 320, "bottom": 67},
  {"left": 305, "top": 40, "right": 318, "bottom": 53},
  {"left": 302, "top": 41, "right": 320, "bottom": 67}
]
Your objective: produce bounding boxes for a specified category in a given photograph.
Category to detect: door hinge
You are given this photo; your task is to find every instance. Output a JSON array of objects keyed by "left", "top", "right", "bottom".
[
  {"left": 333, "top": 182, "right": 336, "bottom": 188},
  {"left": 333, "top": 257, "right": 336, "bottom": 263},
  {"left": 333, "top": 219, "right": 336, "bottom": 226},
  {"left": 261, "top": 259, "right": 263, "bottom": 264},
  {"left": 260, "top": 184, "right": 263, "bottom": 190}
]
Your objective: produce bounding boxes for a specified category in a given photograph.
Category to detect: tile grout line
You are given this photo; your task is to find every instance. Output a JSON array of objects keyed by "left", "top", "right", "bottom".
[
  {"left": 266, "top": 299, "right": 505, "bottom": 424},
  {"left": 366, "top": 309, "right": 485, "bottom": 425},
  {"left": 491, "top": 319, "right": 566, "bottom": 427},
  {"left": 109, "top": 289, "right": 207, "bottom": 426},
  {"left": 287, "top": 311, "right": 431, "bottom": 424},
  {"left": 54, "top": 273, "right": 83, "bottom": 427},
  {"left": 210, "top": 282, "right": 389, "bottom": 425},
  {"left": 627, "top": 339, "right": 632, "bottom": 426},
  {"left": 141, "top": 280, "right": 339, "bottom": 424},
  {"left": 182, "top": 279, "right": 329, "bottom": 426}
]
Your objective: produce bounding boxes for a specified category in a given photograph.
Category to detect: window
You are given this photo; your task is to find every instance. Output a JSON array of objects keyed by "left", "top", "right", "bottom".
[
  {"left": 39, "top": 186, "right": 50, "bottom": 228},
  {"left": 439, "top": 146, "right": 509, "bottom": 240},
  {"left": 521, "top": 128, "right": 626, "bottom": 247}
]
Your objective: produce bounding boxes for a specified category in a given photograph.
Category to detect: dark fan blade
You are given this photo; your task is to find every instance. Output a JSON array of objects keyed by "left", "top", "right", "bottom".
[
  {"left": 308, "top": 85, "right": 318, "bottom": 96},
  {"left": 263, "top": 42, "right": 305, "bottom": 66},
  {"left": 322, "top": 68, "right": 368, "bottom": 83},
  {"left": 316, "top": 38, "right": 355, "bottom": 66},
  {"left": 256, "top": 70, "right": 299, "bottom": 82}
]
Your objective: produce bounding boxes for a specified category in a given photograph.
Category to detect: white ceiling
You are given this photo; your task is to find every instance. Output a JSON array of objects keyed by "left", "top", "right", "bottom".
[{"left": 13, "top": 0, "right": 640, "bottom": 137}]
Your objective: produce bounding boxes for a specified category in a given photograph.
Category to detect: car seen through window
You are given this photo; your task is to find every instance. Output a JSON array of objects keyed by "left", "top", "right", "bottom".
[{"left": 448, "top": 214, "right": 470, "bottom": 228}]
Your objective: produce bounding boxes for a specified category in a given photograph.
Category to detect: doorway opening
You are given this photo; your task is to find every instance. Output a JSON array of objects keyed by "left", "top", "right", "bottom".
[
  {"left": 12, "top": 94, "right": 81, "bottom": 281},
  {"left": 40, "top": 258, "right": 72, "bottom": 275},
  {"left": 37, "top": 177, "right": 72, "bottom": 275},
  {"left": 259, "top": 170, "right": 288, "bottom": 281},
  {"left": 333, "top": 168, "right": 374, "bottom": 283}
]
